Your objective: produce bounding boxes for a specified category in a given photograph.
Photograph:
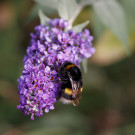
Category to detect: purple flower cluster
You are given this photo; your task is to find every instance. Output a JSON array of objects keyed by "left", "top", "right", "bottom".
[{"left": 17, "top": 18, "right": 95, "bottom": 120}]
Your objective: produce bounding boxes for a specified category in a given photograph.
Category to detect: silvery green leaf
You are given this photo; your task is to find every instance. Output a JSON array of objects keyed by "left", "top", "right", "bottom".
[
  {"left": 93, "top": 0, "right": 130, "bottom": 55},
  {"left": 38, "top": 10, "right": 50, "bottom": 25},
  {"left": 25, "top": 4, "right": 56, "bottom": 24},
  {"left": 35, "top": 0, "right": 58, "bottom": 9},
  {"left": 57, "top": 0, "right": 78, "bottom": 20},
  {"left": 78, "top": 0, "right": 95, "bottom": 5},
  {"left": 91, "top": 9, "right": 105, "bottom": 39},
  {"left": 82, "top": 59, "right": 88, "bottom": 73},
  {"left": 26, "top": 4, "right": 39, "bottom": 23},
  {"left": 119, "top": 0, "right": 135, "bottom": 32},
  {"left": 72, "top": 20, "right": 89, "bottom": 33}
]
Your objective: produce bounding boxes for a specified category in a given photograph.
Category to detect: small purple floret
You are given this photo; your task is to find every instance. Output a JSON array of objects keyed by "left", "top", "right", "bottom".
[{"left": 17, "top": 18, "right": 95, "bottom": 120}]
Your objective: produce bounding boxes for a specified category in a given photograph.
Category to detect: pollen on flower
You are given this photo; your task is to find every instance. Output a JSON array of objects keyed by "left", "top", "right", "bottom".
[
  {"left": 17, "top": 18, "right": 95, "bottom": 120},
  {"left": 32, "top": 105, "right": 38, "bottom": 112},
  {"left": 27, "top": 100, "right": 31, "bottom": 105}
]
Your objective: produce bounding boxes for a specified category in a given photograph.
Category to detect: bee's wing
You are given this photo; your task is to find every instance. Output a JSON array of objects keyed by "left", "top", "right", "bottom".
[
  {"left": 68, "top": 75, "right": 81, "bottom": 97},
  {"left": 68, "top": 73, "right": 80, "bottom": 89}
]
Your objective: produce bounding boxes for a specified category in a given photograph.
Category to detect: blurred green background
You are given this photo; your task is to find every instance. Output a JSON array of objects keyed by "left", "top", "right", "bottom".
[{"left": 0, "top": 0, "right": 135, "bottom": 135}]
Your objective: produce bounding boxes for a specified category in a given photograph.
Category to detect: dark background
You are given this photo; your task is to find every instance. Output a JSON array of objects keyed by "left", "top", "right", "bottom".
[{"left": 0, "top": 0, "right": 135, "bottom": 135}]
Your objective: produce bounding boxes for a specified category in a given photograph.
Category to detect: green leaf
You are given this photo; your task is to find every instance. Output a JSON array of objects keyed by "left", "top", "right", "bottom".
[
  {"left": 35, "top": 0, "right": 58, "bottom": 9},
  {"left": 91, "top": 9, "right": 105, "bottom": 39},
  {"left": 93, "top": 0, "right": 130, "bottom": 55},
  {"left": 78, "top": 0, "right": 95, "bottom": 5},
  {"left": 72, "top": 20, "right": 89, "bottom": 33},
  {"left": 25, "top": 4, "right": 56, "bottom": 24},
  {"left": 26, "top": 4, "right": 40, "bottom": 23},
  {"left": 57, "top": 0, "right": 78, "bottom": 20},
  {"left": 119, "top": 0, "right": 135, "bottom": 32},
  {"left": 82, "top": 59, "right": 88, "bottom": 73},
  {"left": 38, "top": 10, "right": 50, "bottom": 25}
]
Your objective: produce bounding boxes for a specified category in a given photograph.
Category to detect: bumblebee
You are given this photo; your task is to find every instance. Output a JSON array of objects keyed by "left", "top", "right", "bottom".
[{"left": 59, "top": 61, "right": 83, "bottom": 106}]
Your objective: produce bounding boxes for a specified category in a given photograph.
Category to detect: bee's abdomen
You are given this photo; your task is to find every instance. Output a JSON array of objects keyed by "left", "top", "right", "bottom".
[{"left": 62, "top": 88, "right": 73, "bottom": 100}]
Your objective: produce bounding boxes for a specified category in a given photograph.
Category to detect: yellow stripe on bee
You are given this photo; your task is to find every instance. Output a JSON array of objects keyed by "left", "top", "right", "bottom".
[
  {"left": 65, "top": 64, "right": 76, "bottom": 70},
  {"left": 81, "top": 87, "right": 83, "bottom": 92},
  {"left": 64, "top": 88, "right": 72, "bottom": 95}
]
